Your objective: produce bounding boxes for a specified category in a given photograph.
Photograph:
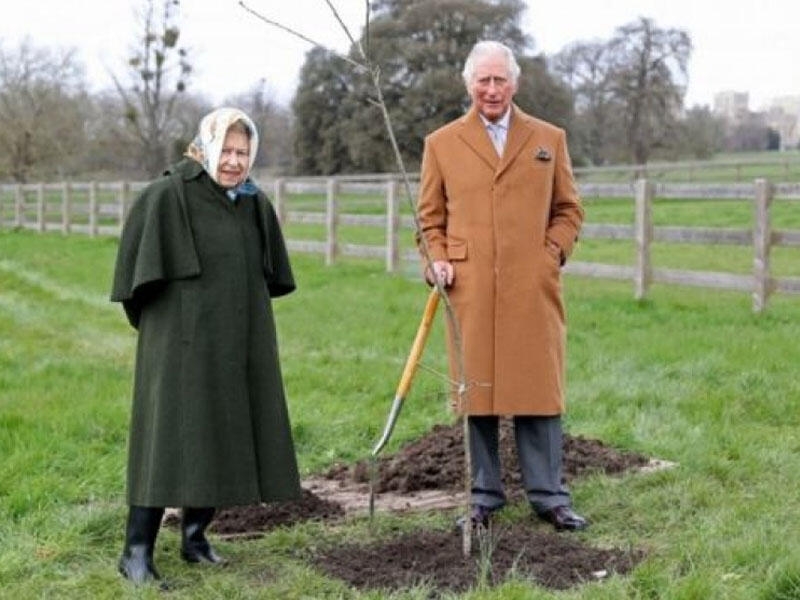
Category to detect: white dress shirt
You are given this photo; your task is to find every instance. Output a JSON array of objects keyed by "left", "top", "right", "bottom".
[{"left": 479, "top": 108, "right": 511, "bottom": 156}]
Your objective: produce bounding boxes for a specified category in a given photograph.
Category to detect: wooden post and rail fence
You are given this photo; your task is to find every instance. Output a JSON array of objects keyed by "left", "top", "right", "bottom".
[{"left": 1, "top": 176, "right": 799, "bottom": 313}]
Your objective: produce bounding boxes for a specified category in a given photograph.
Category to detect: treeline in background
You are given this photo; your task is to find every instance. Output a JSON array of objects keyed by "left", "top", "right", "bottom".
[{"left": 0, "top": 0, "right": 792, "bottom": 183}]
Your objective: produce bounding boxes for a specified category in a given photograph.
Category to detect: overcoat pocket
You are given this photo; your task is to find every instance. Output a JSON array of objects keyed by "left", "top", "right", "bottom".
[{"left": 447, "top": 238, "right": 467, "bottom": 261}]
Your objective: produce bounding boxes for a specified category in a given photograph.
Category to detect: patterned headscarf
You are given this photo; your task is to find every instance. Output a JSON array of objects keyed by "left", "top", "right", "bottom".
[{"left": 185, "top": 107, "right": 259, "bottom": 187}]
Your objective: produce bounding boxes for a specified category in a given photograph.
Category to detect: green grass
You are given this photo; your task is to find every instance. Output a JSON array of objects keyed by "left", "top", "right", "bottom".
[
  {"left": 2, "top": 229, "right": 800, "bottom": 598},
  {"left": 573, "top": 150, "right": 800, "bottom": 183},
  {"left": 583, "top": 196, "right": 800, "bottom": 229}
]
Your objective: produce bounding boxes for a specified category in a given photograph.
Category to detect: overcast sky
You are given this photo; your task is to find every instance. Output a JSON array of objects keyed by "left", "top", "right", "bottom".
[{"left": 1, "top": 0, "right": 798, "bottom": 110}]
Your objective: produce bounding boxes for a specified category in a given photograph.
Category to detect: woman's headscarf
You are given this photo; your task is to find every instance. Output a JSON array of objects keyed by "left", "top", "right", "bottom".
[{"left": 185, "top": 107, "right": 259, "bottom": 187}]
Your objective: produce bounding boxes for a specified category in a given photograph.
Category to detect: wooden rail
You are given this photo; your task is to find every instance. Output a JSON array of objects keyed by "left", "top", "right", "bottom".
[{"left": 2, "top": 176, "right": 799, "bottom": 313}]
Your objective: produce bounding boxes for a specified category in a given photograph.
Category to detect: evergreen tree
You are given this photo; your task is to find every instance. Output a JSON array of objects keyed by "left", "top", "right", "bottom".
[
  {"left": 291, "top": 47, "right": 353, "bottom": 174},
  {"left": 291, "top": 0, "right": 571, "bottom": 174}
]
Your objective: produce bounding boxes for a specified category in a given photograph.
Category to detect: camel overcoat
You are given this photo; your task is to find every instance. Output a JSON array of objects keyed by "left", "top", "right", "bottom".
[{"left": 417, "top": 105, "right": 584, "bottom": 416}]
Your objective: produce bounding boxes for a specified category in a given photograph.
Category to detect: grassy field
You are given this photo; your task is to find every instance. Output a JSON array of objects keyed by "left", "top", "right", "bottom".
[
  {"left": 573, "top": 150, "right": 800, "bottom": 183},
  {"left": 2, "top": 229, "right": 800, "bottom": 599}
]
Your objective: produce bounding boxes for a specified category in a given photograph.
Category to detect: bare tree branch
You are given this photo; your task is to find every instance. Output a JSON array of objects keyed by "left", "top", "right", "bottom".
[
  {"left": 323, "top": 0, "right": 365, "bottom": 59},
  {"left": 238, "top": 1, "right": 368, "bottom": 72},
  {"left": 363, "top": 0, "right": 370, "bottom": 60}
]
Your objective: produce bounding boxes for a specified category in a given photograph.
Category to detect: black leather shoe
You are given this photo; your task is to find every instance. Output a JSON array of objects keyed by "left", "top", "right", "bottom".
[
  {"left": 536, "top": 506, "right": 588, "bottom": 531},
  {"left": 455, "top": 505, "right": 496, "bottom": 531}
]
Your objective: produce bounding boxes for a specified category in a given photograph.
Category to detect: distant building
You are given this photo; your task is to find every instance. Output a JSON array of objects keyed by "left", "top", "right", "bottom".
[
  {"left": 765, "top": 96, "right": 800, "bottom": 150},
  {"left": 713, "top": 91, "right": 749, "bottom": 122}
]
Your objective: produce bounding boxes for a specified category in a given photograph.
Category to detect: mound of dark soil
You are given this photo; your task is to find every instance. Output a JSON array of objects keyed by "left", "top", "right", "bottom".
[
  {"left": 175, "top": 421, "right": 650, "bottom": 593},
  {"left": 196, "top": 421, "right": 649, "bottom": 536},
  {"left": 163, "top": 489, "right": 345, "bottom": 537},
  {"left": 313, "top": 523, "right": 643, "bottom": 594},
  {"left": 326, "top": 419, "right": 650, "bottom": 495},
  {"left": 210, "top": 488, "right": 344, "bottom": 536}
]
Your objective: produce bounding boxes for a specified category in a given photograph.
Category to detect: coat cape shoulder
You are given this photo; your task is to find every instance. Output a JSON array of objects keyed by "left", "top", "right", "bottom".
[{"left": 111, "top": 159, "right": 295, "bottom": 327}]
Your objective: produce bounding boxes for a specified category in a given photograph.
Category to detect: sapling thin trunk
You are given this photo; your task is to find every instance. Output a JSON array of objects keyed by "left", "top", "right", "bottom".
[{"left": 239, "top": 0, "right": 473, "bottom": 556}]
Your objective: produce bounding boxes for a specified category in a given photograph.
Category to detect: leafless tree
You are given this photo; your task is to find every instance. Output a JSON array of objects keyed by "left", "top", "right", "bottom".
[
  {"left": 84, "top": 89, "right": 211, "bottom": 178},
  {"left": 608, "top": 17, "right": 692, "bottom": 165},
  {"left": 554, "top": 18, "right": 692, "bottom": 166},
  {"left": 554, "top": 40, "right": 617, "bottom": 165},
  {"left": 225, "top": 79, "right": 294, "bottom": 174},
  {"left": 0, "top": 39, "right": 89, "bottom": 182},
  {"left": 110, "top": 0, "right": 192, "bottom": 176}
]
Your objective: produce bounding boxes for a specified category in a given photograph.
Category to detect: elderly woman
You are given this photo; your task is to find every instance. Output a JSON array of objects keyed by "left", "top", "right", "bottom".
[{"left": 111, "top": 108, "right": 300, "bottom": 585}]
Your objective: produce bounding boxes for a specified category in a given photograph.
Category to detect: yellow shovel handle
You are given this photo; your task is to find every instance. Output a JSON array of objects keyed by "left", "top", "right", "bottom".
[
  {"left": 372, "top": 288, "right": 441, "bottom": 457},
  {"left": 395, "top": 288, "right": 440, "bottom": 398}
]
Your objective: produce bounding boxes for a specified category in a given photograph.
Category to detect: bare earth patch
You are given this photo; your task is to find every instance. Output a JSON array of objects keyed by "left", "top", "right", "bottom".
[
  {"left": 210, "top": 488, "right": 344, "bottom": 538},
  {"left": 184, "top": 420, "right": 660, "bottom": 593},
  {"left": 312, "top": 524, "right": 643, "bottom": 593}
]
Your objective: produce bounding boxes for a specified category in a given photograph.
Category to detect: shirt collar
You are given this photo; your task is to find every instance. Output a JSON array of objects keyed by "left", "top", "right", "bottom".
[{"left": 478, "top": 107, "right": 511, "bottom": 131}]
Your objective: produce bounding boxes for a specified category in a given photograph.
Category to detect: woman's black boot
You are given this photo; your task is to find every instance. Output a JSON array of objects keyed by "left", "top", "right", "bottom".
[
  {"left": 181, "top": 507, "right": 225, "bottom": 564},
  {"left": 118, "top": 506, "right": 165, "bottom": 585}
]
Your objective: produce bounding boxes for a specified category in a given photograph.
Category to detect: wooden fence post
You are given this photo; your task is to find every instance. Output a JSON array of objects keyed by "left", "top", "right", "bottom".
[
  {"left": 14, "top": 184, "right": 24, "bottom": 228},
  {"left": 118, "top": 181, "right": 130, "bottom": 230},
  {"left": 325, "top": 178, "right": 338, "bottom": 265},
  {"left": 385, "top": 179, "right": 400, "bottom": 273},
  {"left": 61, "top": 182, "right": 71, "bottom": 234},
  {"left": 89, "top": 181, "right": 98, "bottom": 237},
  {"left": 634, "top": 178, "right": 654, "bottom": 300},
  {"left": 752, "top": 178, "right": 774, "bottom": 313},
  {"left": 36, "top": 183, "right": 45, "bottom": 233},
  {"left": 273, "top": 178, "right": 286, "bottom": 225}
]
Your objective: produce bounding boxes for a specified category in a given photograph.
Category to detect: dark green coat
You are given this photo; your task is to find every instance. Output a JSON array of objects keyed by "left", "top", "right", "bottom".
[{"left": 111, "top": 159, "right": 300, "bottom": 507}]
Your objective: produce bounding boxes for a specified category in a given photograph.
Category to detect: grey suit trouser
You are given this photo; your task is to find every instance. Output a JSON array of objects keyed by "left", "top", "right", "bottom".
[{"left": 469, "top": 415, "right": 571, "bottom": 513}]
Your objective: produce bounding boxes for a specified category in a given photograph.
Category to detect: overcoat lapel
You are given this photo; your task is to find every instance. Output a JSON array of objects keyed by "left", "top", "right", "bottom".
[
  {"left": 455, "top": 105, "right": 536, "bottom": 178},
  {"left": 456, "top": 107, "right": 499, "bottom": 171},
  {"left": 496, "top": 105, "right": 535, "bottom": 179}
]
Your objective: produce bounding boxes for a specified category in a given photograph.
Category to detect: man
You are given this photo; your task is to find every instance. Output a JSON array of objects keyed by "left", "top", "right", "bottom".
[
  {"left": 417, "top": 41, "right": 586, "bottom": 531},
  {"left": 111, "top": 108, "right": 300, "bottom": 585}
]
